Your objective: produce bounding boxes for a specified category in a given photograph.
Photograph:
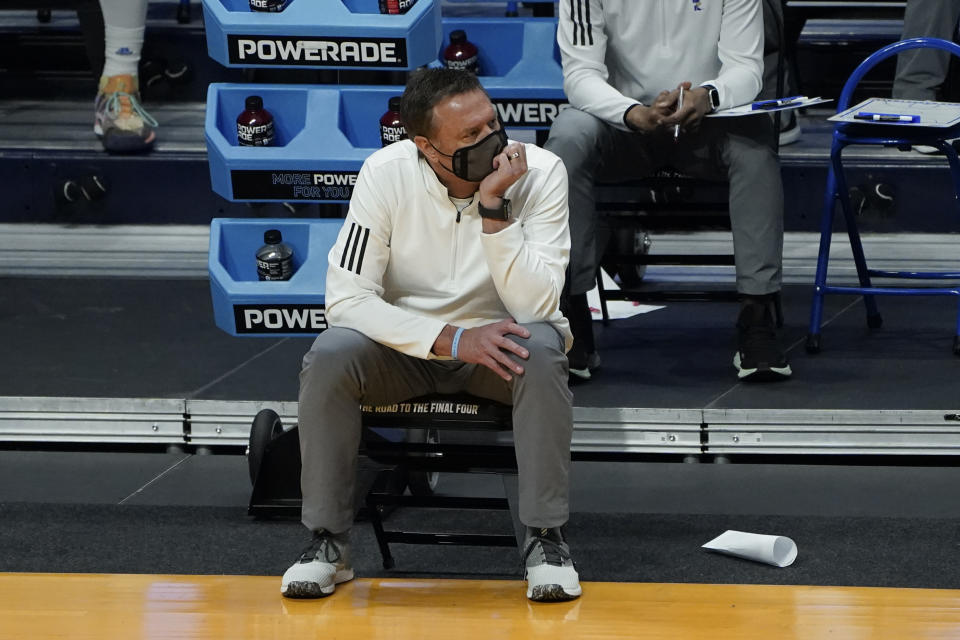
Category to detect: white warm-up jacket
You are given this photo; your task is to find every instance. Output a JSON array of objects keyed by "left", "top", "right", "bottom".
[
  {"left": 558, "top": 0, "right": 765, "bottom": 130},
  {"left": 324, "top": 139, "right": 573, "bottom": 359}
]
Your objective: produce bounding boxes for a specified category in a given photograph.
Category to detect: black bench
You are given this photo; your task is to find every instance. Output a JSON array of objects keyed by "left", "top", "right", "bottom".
[
  {"left": 361, "top": 394, "right": 518, "bottom": 569},
  {"left": 246, "top": 393, "right": 521, "bottom": 570}
]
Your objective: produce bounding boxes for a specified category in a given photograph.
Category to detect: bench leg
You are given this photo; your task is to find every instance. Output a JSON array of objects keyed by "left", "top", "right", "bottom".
[
  {"left": 366, "top": 469, "right": 398, "bottom": 570},
  {"left": 596, "top": 269, "right": 611, "bottom": 325}
]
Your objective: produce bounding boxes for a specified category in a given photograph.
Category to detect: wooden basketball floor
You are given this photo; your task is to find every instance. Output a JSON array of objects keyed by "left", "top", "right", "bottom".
[{"left": 3, "top": 574, "right": 960, "bottom": 639}]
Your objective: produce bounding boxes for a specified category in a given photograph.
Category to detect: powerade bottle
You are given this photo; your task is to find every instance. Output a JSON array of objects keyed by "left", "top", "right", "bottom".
[
  {"left": 379, "top": 96, "right": 407, "bottom": 147},
  {"left": 378, "top": 0, "right": 416, "bottom": 14},
  {"left": 249, "top": 0, "right": 288, "bottom": 11},
  {"left": 443, "top": 30, "right": 479, "bottom": 75},
  {"left": 237, "top": 96, "right": 275, "bottom": 147},
  {"left": 256, "top": 229, "right": 294, "bottom": 281}
]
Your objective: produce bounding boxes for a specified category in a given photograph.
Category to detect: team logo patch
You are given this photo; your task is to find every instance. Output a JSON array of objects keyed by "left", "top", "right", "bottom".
[{"left": 692, "top": 0, "right": 703, "bottom": 10}]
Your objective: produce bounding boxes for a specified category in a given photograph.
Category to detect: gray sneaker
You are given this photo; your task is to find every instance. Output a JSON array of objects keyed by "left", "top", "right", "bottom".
[
  {"left": 522, "top": 526, "right": 581, "bottom": 602},
  {"left": 281, "top": 530, "right": 354, "bottom": 598}
]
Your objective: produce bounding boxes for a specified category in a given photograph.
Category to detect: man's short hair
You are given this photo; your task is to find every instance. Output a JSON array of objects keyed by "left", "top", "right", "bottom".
[{"left": 400, "top": 67, "right": 488, "bottom": 140}]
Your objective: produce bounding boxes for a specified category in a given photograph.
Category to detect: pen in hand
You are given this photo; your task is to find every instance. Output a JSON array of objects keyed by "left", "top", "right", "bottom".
[{"left": 674, "top": 86, "right": 683, "bottom": 141}]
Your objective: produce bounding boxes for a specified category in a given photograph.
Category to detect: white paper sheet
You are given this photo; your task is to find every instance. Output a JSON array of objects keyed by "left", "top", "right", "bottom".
[
  {"left": 828, "top": 98, "right": 960, "bottom": 128},
  {"left": 707, "top": 96, "right": 832, "bottom": 118},
  {"left": 702, "top": 529, "right": 798, "bottom": 567},
  {"left": 586, "top": 269, "right": 664, "bottom": 320}
]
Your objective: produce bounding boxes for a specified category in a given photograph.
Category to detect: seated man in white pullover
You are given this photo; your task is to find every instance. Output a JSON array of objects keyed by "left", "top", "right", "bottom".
[
  {"left": 546, "top": 0, "right": 791, "bottom": 383},
  {"left": 281, "top": 68, "right": 581, "bottom": 603}
]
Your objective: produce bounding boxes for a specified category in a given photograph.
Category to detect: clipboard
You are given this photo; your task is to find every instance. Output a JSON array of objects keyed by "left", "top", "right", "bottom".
[
  {"left": 707, "top": 96, "right": 832, "bottom": 118},
  {"left": 829, "top": 98, "right": 960, "bottom": 128}
]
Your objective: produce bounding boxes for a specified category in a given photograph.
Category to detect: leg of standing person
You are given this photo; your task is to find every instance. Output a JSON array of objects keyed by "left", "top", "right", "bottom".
[
  {"left": 96, "top": 0, "right": 157, "bottom": 153},
  {"left": 675, "top": 116, "right": 791, "bottom": 381},
  {"left": 544, "top": 107, "right": 656, "bottom": 381},
  {"left": 462, "top": 322, "right": 580, "bottom": 602},
  {"left": 283, "top": 327, "right": 439, "bottom": 598},
  {"left": 893, "top": 0, "right": 960, "bottom": 101}
]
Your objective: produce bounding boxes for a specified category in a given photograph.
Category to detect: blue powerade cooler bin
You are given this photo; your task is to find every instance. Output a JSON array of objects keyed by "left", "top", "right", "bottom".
[
  {"left": 205, "top": 18, "right": 566, "bottom": 204},
  {"left": 201, "top": 0, "right": 442, "bottom": 70},
  {"left": 206, "top": 84, "right": 404, "bottom": 203},
  {"left": 209, "top": 218, "right": 342, "bottom": 338},
  {"left": 439, "top": 17, "right": 566, "bottom": 130}
]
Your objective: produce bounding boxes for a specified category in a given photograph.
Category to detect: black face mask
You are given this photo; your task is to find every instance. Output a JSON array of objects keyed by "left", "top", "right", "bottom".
[{"left": 428, "top": 127, "right": 508, "bottom": 182}]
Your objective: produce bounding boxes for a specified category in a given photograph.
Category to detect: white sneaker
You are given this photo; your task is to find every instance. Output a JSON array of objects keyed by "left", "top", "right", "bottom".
[
  {"left": 281, "top": 530, "right": 354, "bottom": 598},
  {"left": 568, "top": 351, "right": 601, "bottom": 381},
  {"left": 910, "top": 138, "right": 959, "bottom": 154},
  {"left": 523, "top": 527, "right": 582, "bottom": 602},
  {"left": 778, "top": 113, "right": 802, "bottom": 147}
]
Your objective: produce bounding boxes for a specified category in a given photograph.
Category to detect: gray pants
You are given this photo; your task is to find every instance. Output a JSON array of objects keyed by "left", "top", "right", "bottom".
[
  {"left": 297, "top": 323, "right": 573, "bottom": 534},
  {"left": 893, "top": 0, "right": 960, "bottom": 101},
  {"left": 544, "top": 107, "right": 784, "bottom": 296}
]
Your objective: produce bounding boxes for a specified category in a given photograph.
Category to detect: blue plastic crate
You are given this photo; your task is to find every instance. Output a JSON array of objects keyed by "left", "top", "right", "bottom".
[
  {"left": 209, "top": 218, "right": 342, "bottom": 337},
  {"left": 201, "top": 0, "right": 442, "bottom": 70},
  {"left": 205, "top": 19, "right": 566, "bottom": 203},
  {"left": 206, "top": 83, "right": 404, "bottom": 203},
  {"left": 439, "top": 17, "right": 566, "bottom": 129}
]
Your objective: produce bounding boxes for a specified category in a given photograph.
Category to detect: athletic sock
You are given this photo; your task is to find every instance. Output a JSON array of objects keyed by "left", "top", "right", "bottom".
[{"left": 99, "top": 0, "right": 148, "bottom": 80}]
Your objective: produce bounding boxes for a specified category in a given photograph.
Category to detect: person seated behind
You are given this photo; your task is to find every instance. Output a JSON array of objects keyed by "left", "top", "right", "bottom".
[
  {"left": 894, "top": 0, "right": 960, "bottom": 102},
  {"left": 892, "top": 0, "right": 960, "bottom": 153},
  {"left": 281, "top": 68, "right": 581, "bottom": 603},
  {"left": 545, "top": 0, "right": 791, "bottom": 383},
  {"left": 95, "top": 0, "right": 157, "bottom": 153}
]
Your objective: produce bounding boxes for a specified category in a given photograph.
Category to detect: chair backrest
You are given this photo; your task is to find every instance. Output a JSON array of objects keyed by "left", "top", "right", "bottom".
[{"left": 837, "top": 37, "right": 960, "bottom": 112}]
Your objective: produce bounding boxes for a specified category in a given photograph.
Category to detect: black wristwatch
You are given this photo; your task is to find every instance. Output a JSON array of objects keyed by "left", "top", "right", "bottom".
[
  {"left": 703, "top": 84, "right": 720, "bottom": 112},
  {"left": 478, "top": 197, "right": 511, "bottom": 221}
]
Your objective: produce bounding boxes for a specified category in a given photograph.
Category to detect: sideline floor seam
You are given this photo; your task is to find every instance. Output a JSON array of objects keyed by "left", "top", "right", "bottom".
[{"left": 117, "top": 454, "right": 191, "bottom": 505}]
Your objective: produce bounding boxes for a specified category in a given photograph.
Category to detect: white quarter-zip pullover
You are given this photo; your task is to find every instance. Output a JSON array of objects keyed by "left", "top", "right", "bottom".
[
  {"left": 324, "top": 139, "right": 572, "bottom": 359},
  {"left": 558, "top": 0, "right": 764, "bottom": 130}
]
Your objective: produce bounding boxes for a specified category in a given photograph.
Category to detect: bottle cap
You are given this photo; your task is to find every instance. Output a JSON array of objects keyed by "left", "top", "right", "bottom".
[
  {"left": 388, "top": 96, "right": 402, "bottom": 112},
  {"left": 449, "top": 29, "right": 466, "bottom": 44},
  {"left": 245, "top": 95, "right": 264, "bottom": 111},
  {"left": 264, "top": 229, "right": 282, "bottom": 244}
]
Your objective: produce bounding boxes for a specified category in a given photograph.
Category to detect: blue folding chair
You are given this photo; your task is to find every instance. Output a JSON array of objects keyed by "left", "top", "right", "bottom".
[{"left": 806, "top": 37, "right": 960, "bottom": 357}]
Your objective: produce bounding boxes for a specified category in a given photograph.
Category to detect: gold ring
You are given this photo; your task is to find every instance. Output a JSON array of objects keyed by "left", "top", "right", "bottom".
[{"left": 510, "top": 152, "right": 520, "bottom": 159}]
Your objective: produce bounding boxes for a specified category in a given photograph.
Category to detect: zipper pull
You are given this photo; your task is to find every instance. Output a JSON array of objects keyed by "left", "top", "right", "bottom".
[{"left": 456, "top": 210, "right": 461, "bottom": 223}]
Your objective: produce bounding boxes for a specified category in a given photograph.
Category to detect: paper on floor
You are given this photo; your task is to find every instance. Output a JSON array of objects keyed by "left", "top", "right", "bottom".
[
  {"left": 702, "top": 529, "right": 798, "bottom": 567},
  {"left": 586, "top": 269, "right": 664, "bottom": 320}
]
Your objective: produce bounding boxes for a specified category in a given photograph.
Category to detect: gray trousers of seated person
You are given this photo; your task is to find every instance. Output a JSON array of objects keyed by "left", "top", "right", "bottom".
[
  {"left": 892, "top": 0, "right": 960, "bottom": 101},
  {"left": 544, "top": 107, "right": 784, "bottom": 297},
  {"left": 297, "top": 323, "right": 573, "bottom": 535}
]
